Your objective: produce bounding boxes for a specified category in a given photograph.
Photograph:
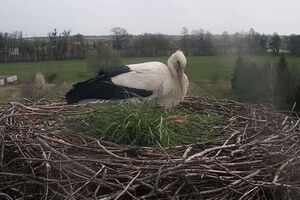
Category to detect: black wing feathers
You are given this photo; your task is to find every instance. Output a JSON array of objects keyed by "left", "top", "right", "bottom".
[
  {"left": 97, "top": 65, "right": 132, "bottom": 77},
  {"left": 65, "top": 65, "right": 152, "bottom": 104}
]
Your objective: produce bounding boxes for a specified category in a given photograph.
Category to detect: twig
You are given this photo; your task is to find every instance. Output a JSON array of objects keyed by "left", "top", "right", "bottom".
[{"left": 114, "top": 171, "right": 141, "bottom": 200}]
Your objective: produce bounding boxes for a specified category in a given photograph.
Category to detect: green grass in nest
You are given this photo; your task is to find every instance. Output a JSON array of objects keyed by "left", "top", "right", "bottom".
[{"left": 67, "top": 104, "right": 226, "bottom": 147}]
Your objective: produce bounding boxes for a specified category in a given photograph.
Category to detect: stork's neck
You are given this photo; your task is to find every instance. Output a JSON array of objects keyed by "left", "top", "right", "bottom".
[
  {"left": 167, "top": 63, "right": 185, "bottom": 95},
  {"left": 176, "top": 68, "right": 185, "bottom": 93},
  {"left": 167, "top": 60, "right": 177, "bottom": 78}
]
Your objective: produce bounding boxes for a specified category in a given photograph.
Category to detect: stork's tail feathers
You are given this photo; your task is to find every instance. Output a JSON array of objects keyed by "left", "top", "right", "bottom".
[{"left": 65, "top": 83, "right": 89, "bottom": 104}]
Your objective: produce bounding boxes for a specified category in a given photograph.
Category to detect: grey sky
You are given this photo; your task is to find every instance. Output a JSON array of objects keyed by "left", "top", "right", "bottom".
[{"left": 1, "top": 0, "right": 299, "bottom": 37}]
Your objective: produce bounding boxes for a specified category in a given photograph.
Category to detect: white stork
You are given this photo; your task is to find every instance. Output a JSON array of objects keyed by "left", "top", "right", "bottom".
[{"left": 65, "top": 50, "right": 188, "bottom": 108}]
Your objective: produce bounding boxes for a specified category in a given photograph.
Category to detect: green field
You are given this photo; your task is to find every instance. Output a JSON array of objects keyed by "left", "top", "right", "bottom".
[{"left": 1, "top": 55, "right": 300, "bottom": 104}]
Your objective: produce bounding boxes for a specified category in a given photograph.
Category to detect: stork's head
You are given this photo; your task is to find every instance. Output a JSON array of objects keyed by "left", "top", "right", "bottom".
[{"left": 167, "top": 50, "right": 187, "bottom": 76}]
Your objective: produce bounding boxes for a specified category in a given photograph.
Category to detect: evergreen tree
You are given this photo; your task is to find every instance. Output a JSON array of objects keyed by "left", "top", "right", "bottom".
[
  {"left": 231, "top": 57, "right": 265, "bottom": 102},
  {"left": 274, "top": 55, "right": 292, "bottom": 109},
  {"left": 231, "top": 57, "right": 243, "bottom": 93}
]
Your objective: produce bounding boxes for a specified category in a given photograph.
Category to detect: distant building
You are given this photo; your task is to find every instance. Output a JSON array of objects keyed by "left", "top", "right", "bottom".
[
  {"left": 267, "top": 49, "right": 291, "bottom": 54},
  {"left": 279, "top": 49, "right": 291, "bottom": 54},
  {"left": 9, "top": 48, "right": 19, "bottom": 56}
]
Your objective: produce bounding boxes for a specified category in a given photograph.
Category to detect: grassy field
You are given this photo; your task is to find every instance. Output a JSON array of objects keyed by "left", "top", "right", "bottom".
[
  {"left": 0, "top": 60, "right": 88, "bottom": 83},
  {"left": 1, "top": 55, "right": 300, "bottom": 104}
]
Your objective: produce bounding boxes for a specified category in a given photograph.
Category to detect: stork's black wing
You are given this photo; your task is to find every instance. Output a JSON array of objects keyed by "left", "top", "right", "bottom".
[{"left": 65, "top": 65, "right": 153, "bottom": 104}]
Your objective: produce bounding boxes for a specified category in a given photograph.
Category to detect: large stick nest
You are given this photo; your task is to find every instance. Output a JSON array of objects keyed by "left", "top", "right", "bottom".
[{"left": 0, "top": 97, "right": 299, "bottom": 200}]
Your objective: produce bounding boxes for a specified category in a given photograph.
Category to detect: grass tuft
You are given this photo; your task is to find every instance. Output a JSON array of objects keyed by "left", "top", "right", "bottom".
[{"left": 67, "top": 103, "right": 226, "bottom": 147}]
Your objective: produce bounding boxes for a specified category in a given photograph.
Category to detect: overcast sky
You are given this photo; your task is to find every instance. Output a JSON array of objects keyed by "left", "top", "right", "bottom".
[{"left": 1, "top": 0, "right": 299, "bottom": 37}]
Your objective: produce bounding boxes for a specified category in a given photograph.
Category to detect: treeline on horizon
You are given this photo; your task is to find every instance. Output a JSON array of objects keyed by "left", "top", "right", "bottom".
[{"left": 1, "top": 27, "right": 300, "bottom": 62}]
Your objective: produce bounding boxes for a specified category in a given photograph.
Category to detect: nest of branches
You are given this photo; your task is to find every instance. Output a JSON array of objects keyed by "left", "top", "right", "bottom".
[{"left": 0, "top": 97, "right": 299, "bottom": 200}]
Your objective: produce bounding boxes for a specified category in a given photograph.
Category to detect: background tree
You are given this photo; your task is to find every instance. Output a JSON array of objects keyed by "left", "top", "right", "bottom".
[
  {"left": 132, "top": 35, "right": 149, "bottom": 56},
  {"left": 287, "top": 34, "right": 300, "bottom": 56},
  {"left": 0, "top": 32, "right": 8, "bottom": 62},
  {"left": 34, "top": 39, "right": 42, "bottom": 61},
  {"left": 70, "top": 34, "right": 85, "bottom": 59},
  {"left": 132, "top": 34, "right": 170, "bottom": 57},
  {"left": 232, "top": 32, "right": 244, "bottom": 55},
  {"left": 274, "top": 55, "right": 292, "bottom": 109},
  {"left": 150, "top": 34, "right": 170, "bottom": 57},
  {"left": 269, "top": 32, "right": 281, "bottom": 55},
  {"left": 21, "top": 40, "right": 35, "bottom": 61},
  {"left": 180, "top": 27, "right": 190, "bottom": 55},
  {"left": 190, "top": 29, "right": 205, "bottom": 55},
  {"left": 58, "top": 30, "right": 70, "bottom": 60},
  {"left": 231, "top": 57, "right": 261, "bottom": 102},
  {"left": 246, "top": 28, "right": 258, "bottom": 54},
  {"left": 221, "top": 31, "right": 230, "bottom": 55},
  {"left": 48, "top": 29, "right": 70, "bottom": 60},
  {"left": 86, "top": 43, "right": 121, "bottom": 74},
  {"left": 232, "top": 57, "right": 273, "bottom": 103},
  {"left": 263, "top": 63, "right": 276, "bottom": 104},
  {"left": 203, "top": 31, "right": 215, "bottom": 55},
  {"left": 258, "top": 34, "right": 268, "bottom": 54},
  {"left": 111, "top": 27, "right": 129, "bottom": 50}
]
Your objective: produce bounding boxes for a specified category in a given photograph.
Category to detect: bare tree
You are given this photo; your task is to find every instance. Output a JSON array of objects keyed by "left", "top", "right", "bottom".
[
  {"left": 180, "top": 27, "right": 189, "bottom": 55},
  {"left": 0, "top": 32, "right": 8, "bottom": 62},
  {"left": 132, "top": 34, "right": 170, "bottom": 57},
  {"left": 48, "top": 29, "right": 70, "bottom": 60},
  {"left": 221, "top": 31, "right": 230, "bottom": 55},
  {"left": 269, "top": 32, "right": 281, "bottom": 55},
  {"left": 110, "top": 27, "right": 129, "bottom": 50},
  {"left": 70, "top": 34, "right": 85, "bottom": 59},
  {"left": 190, "top": 29, "right": 205, "bottom": 55}
]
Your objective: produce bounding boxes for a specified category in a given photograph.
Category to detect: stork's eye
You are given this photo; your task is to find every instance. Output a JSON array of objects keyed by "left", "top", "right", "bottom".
[{"left": 177, "top": 60, "right": 180, "bottom": 67}]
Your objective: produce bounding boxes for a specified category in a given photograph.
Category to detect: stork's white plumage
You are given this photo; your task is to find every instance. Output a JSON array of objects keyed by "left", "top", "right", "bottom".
[{"left": 65, "top": 50, "right": 188, "bottom": 108}]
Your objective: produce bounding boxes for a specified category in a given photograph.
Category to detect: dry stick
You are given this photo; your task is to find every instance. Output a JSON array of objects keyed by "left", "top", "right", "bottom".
[
  {"left": 199, "top": 169, "right": 261, "bottom": 195},
  {"left": 9, "top": 102, "right": 42, "bottom": 111},
  {"left": 0, "top": 113, "right": 20, "bottom": 122},
  {"left": 40, "top": 147, "right": 50, "bottom": 200},
  {"left": 214, "top": 161, "right": 257, "bottom": 186},
  {"left": 0, "top": 144, "right": 4, "bottom": 167},
  {"left": 95, "top": 139, "right": 129, "bottom": 160},
  {"left": 36, "top": 137, "right": 96, "bottom": 175},
  {"left": 285, "top": 119, "right": 300, "bottom": 132},
  {"left": 185, "top": 144, "right": 236, "bottom": 162},
  {"left": 282, "top": 116, "right": 288, "bottom": 126},
  {"left": 256, "top": 181, "right": 300, "bottom": 191},
  {"left": 38, "top": 134, "right": 72, "bottom": 146},
  {"left": 215, "top": 130, "right": 240, "bottom": 157},
  {"left": 93, "top": 168, "right": 108, "bottom": 198},
  {"left": 157, "top": 142, "right": 174, "bottom": 163},
  {"left": 155, "top": 166, "right": 163, "bottom": 187},
  {"left": 182, "top": 146, "right": 192, "bottom": 158},
  {"left": 0, "top": 192, "right": 13, "bottom": 200},
  {"left": 273, "top": 156, "right": 300, "bottom": 183},
  {"left": 114, "top": 171, "right": 141, "bottom": 200},
  {"left": 231, "top": 169, "right": 261, "bottom": 186},
  {"left": 238, "top": 186, "right": 259, "bottom": 200},
  {"left": 68, "top": 165, "right": 105, "bottom": 197},
  {"left": 174, "top": 181, "right": 186, "bottom": 196}
]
